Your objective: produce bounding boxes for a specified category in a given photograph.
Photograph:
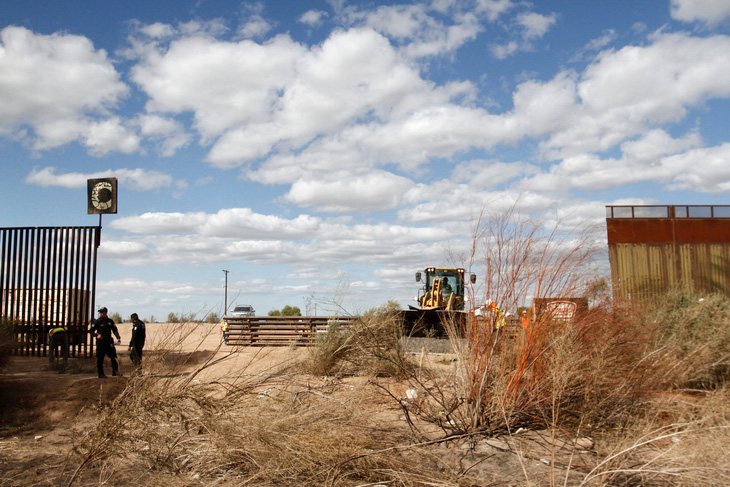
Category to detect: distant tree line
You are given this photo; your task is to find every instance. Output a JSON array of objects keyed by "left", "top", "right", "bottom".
[{"left": 268, "top": 305, "right": 301, "bottom": 316}]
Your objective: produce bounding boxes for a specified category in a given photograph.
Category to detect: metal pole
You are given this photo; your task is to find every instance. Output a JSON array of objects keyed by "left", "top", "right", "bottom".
[{"left": 222, "top": 269, "right": 229, "bottom": 317}]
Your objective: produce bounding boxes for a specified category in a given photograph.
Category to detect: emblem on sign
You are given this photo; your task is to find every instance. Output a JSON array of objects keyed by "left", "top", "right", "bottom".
[{"left": 87, "top": 178, "right": 118, "bottom": 214}]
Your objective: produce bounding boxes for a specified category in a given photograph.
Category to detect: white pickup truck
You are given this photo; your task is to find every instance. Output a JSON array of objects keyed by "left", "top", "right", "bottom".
[{"left": 228, "top": 304, "right": 255, "bottom": 317}]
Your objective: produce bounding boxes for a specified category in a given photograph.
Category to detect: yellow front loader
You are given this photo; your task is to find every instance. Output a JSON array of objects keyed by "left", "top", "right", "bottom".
[{"left": 402, "top": 267, "right": 476, "bottom": 336}]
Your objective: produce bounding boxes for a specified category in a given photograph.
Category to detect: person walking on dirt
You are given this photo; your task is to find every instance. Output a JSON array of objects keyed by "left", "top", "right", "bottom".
[
  {"left": 221, "top": 320, "right": 229, "bottom": 345},
  {"left": 128, "top": 313, "right": 146, "bottom": 370},
  {"left": 48, "top": 325, "right": 69, "bottom": 365},
  {"left": 89, "top": 307, "right": 121, "bottom": 378}
]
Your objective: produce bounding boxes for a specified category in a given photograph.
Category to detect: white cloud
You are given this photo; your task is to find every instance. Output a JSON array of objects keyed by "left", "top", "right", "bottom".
[
  {"left": 585, "top": 30, "right": 617, "bottom": 51},
  {"left": 110, "top": 212, "right": 209, "bottom": 234},
  {"left": 100, "top": 231, "right": 450, "bottom": 269},
  {"left": 474, "top": 0, "right": 517, "bottom": 22},
  {"left": 670, "top": 0, "right": 730, "bottom": 26},
  {"left": 25, "top": 167, "right": 176, "bottom": 191},
  {"left": 99, "top": 240, "right": 151, "bottom": 260},
  {"left": 299, "top": 10, "right": 328, "bottom": 26},
  {"left": 516, "top": 12, "right": 557, "bottom": 40},
  {"left": 83, "top": 117, "right": 141, "bottom": 155},
  {"left": 11, "top": 9, "right": 727, "bottom": 232},
  {"left": 347, "top": 4, "right": 483, "bottom": 58},
  {"left": 130, "top": 32, "right": 306, "bottom": 140},
  {"left": 620, "top": 129, "right": 702, "bottom": 163},
  {"left": 135, "top": 114, "right": 191, "bottom": 156},
  {"left": 523, "top": 130, "right": 706, "bottom": 193},
  {"left": 284, "top": 171, "right": 416, "bottom": 212},
  {"left": 452, "top": 159, "right": 539, "bottom": 189},
  {"left": 197, "top": 27, "right": 448, "bottom": 168},
  {"left": 238, "top": 16, "right": 272, "bottom": 38},
  {"left": 0, "top": 26, "right": 130, "bottom": 152},
  {"left": 540, "top": 32, "right": 730, "bottom": 159},
  {"left": 489, "top": 9, "right": 557, "bottom": 59},
  {"left": 491, "top": 40, "right": 520, "bottom": 59},
  {"left": 138, "top": 22, "right": 177, "bottom": 39},
  {"left": 664, "top": 143, "right": 730, "bottom": 193},
  {"left": 105, "top": 206, "right": 452, "bottom": 269},
  {"left": 111, "top": 207, "right": 446, "bottom": 243},
  {"left": 201, "top": 209, "right": 323, "bottom": 239}
]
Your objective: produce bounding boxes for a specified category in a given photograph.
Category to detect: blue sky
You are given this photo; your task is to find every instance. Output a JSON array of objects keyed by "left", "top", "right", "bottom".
[{"left": 2, "top": 0, "right": 730, "bottom": 320}]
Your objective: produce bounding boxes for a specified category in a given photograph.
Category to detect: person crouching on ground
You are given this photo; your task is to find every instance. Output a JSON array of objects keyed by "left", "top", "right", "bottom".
[
  {"left": 89, "top": 307, "right": 121, "bottom": 378},
  {"left": 128, "top": 313, "right": 146, "bottom": 370},
  {"left": 48, "top": 325, "right": 69, "bottom": 366}
]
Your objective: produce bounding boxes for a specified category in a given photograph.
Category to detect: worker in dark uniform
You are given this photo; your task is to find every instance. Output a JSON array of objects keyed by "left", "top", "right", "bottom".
[
  {"left": 48, "top": 325, "right": 69, "bottom": 365},
  {"left": 128, "top": 313, "right": 146, "bottom": 370},
  {"left": 89, "top": 307, "right": 121, "bottom": 378}
]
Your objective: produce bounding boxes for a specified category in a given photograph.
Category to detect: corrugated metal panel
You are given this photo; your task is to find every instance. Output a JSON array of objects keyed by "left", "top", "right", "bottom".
[
  {"left": 609, "top": 241, "right": 730, "bottom": 299},
  {"left": 607, "top": 205, "right": 730, "bottom": 300},
  {"left": 709, "top": 244, "right": 729, "bottom": 294}
]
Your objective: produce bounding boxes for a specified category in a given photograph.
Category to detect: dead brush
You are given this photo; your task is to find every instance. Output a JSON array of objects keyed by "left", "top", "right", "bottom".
[
  {"left": 398, "top": 306, "right": 658, "bottom": 438},
  {"left": 306, "top": 308, "right": 413, "bottom": 378},
  {"left": 632, "top": 289, "right": 730, "bottom": 389},
  {"left": 581, "top": 387, "right": 730, "bottom": 486},
  {"left": 60, "top": 320, "right": 440, "bottom": 487}
]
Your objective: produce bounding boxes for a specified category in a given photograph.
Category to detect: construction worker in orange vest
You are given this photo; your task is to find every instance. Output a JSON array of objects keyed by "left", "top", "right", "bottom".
[
  {"left": 520, "top": 310, "right": 530, "bottom": 329},
  {"left": 490, "top": 301, "right": 506, "bottom": 334}
]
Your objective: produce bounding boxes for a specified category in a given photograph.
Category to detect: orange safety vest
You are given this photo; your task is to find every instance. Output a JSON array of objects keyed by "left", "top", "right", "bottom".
[{"left": 520, "top": 315, "right": 530, "bottom": 328}]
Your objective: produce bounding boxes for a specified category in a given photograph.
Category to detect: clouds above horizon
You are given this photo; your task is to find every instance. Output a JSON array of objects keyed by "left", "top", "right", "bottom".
[
  {"left": 670, "top": 0, "right": 730, "bottom": 25},
  {"left": 5, "top": 1, "right": 729, "bottom": 197},
  {"left": 102, "top": 207, "right": 456, "bottom": 270},
  {"left": 13, "top": 24, "right": 729, "bottom": 210},
  {"left": 25, "top": 166, "right": 177, "bottom": 191},
  {"left": 2, "top": 0, "right": 730, "bottom": 317}
]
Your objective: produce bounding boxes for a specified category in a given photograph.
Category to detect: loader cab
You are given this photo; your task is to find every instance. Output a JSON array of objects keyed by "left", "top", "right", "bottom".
[{"left": 415, "top": 267, "right": 476, "bottom": 311}]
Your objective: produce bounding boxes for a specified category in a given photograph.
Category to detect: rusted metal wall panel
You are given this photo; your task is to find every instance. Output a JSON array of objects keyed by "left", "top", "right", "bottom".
[
  {"left": 607, "top": 205, "right": 730, "bottom": 300},
  {"left": 609, "top": 241, "right": 730, "bottom": 299},
  {"left": 707, "top": 244, "right": 729, "bottom": 294}
]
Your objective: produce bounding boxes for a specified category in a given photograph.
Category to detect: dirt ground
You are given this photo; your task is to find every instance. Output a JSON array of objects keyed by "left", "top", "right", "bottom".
[{"left": 0, "top": 322, "right": 597, "bottom": 486}]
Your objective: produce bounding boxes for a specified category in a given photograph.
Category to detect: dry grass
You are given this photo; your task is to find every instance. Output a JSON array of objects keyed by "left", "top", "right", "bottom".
[
  {"left": 50, "top": 288, "right": 730, "bottom": 486},
  {"left": 305, "top": 308, "right": 412, "bottom": 379},
  {"left": 58, "top": 320, "right": 450, "bottom": 487},
  {"left": 582, "top": 387, "right": 730, "bottom": 486}
]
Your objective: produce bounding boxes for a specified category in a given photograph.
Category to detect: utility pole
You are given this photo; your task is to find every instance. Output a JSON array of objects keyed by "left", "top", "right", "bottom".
[{"left": 222, "top": 269, "right": 229, "bottom": 317}]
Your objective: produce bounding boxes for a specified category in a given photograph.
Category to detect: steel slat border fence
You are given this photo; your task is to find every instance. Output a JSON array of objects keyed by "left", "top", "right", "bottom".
[{"left": 1, "top": 226, "right": 99, "bottom": 358}]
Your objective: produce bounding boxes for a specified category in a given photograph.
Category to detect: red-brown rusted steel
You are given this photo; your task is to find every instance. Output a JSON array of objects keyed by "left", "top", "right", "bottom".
[{"left": 606, "top": 205, "right": 730, "bottom": 299}]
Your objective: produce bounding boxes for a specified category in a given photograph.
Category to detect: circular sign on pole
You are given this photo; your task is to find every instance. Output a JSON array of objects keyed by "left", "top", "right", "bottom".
[{"left": 87, "top": 178, "right": 118, "bottom": 214}]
